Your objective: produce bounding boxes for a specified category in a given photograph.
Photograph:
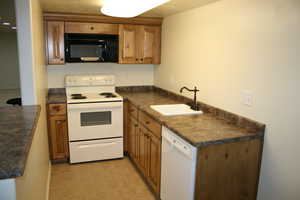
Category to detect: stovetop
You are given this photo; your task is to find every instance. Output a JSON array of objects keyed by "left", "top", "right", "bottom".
[{"left": 67, "top": 92, "right": 123, "bottom": 103}]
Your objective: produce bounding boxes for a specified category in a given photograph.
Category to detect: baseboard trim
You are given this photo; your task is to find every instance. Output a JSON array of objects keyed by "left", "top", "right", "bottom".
[{"left": 45, "top": 162, "right": 51, "bottom": 200}]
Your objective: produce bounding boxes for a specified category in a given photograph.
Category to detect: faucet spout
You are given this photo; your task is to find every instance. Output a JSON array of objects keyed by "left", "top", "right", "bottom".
[{"left": 179, "top": 86, "right": 200, "bottom": 111}]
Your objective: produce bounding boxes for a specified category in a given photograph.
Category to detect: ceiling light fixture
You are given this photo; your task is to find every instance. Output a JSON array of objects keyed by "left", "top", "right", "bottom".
[
  {"left": 2, "top": 22, "right": 11, "bottom": 26},
  {"left": 101, "top": 0, "right": 170, "bottom": 18}
]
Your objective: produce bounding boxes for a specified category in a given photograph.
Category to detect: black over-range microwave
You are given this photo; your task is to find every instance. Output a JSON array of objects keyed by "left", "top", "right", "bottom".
[{"left": 65, "top": 33, "right": 118, "bottom": 63}]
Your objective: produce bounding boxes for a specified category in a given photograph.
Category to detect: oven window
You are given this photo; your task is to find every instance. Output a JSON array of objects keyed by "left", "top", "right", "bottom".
[{"left": 80, "top": 111, "right": 111, "bottom": 126}]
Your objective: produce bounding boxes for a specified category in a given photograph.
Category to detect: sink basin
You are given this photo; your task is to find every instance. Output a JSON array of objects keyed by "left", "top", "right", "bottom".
[{"left": 150, "top": 104, "right": 203, "bottom": 116}]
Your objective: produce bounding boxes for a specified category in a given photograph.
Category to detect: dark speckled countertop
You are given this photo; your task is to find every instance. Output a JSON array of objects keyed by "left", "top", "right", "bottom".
[
  {"left": 0, "top": 105, "right": 41, "bottom": 179},
  {"left": 47, "top": 87, "right": 265, "bottom": 148},
  {"left": 47, "top": 88, "right": 67, "bottom": 104},
  {"left": 118, "top": 90, "right": 265, "bottom": 147}
]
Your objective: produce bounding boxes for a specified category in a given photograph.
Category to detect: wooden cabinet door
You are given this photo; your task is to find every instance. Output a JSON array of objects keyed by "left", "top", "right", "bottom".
[
  {"left": 49, "top": 115, "right": 69, "bottom": 160},
  {"left": 65, "top": 22, "right": 119, "bottom": 35},
  {"left": 137, "top": 125, "right": 149, "bottom": 175},
  {"left": 128, "top": 116, "right": 139, "bottom": 161},
  {"left": 137, "top": 25, "right": 161, "bottom": 64},
  {"left": 119, "top": 24, "right": 137, "bottom": 64},
  {"left": 47, "top": 21, "right": 65, "bottom": 65},
  {"left": 148, "top": 131, "right": 161, "bottom": 194}
]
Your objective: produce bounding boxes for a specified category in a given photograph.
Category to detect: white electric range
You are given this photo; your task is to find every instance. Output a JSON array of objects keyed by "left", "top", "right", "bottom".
[{"left": 65, "top": 74, "right": 123, "bottom": 164}]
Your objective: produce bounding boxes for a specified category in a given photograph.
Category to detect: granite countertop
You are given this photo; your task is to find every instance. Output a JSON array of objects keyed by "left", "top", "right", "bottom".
[
  {"left": 118, "top": 91, "right": 265, "bottom": 147},
  {"left": 47, "top": 88, "right": 67, "bottom": 104},
  {"left": 0, "top": 105, "right": 41, "bottom": 179},
  {"left": 47, "top": 87, "right": 265, "bottom": 148}
]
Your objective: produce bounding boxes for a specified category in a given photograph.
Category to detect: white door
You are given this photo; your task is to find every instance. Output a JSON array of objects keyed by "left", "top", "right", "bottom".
[{"left": 67, "top": 102, "right": 123, "bottom": 141}]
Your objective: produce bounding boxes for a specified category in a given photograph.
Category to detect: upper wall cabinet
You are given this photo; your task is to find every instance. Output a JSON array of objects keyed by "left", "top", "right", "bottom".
[
  {"left": 119, "top": 24, "right": 161, "bottom": 64},
  {"left": 65, "top": 22, "right": 119, "bottom": 35},
  {"left": 46, "top": 21, "right": 65, "bottom": 65},
  {"left": 44, "top": 13, "right": 162, "bottom": 65},
  {"left": 137, "top": 25, "right": 161, "bottom": 64}
]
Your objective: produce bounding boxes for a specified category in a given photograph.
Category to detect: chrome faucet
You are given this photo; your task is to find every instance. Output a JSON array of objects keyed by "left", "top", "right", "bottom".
[{"left": 180, "top": 86, "right": 200, "bottom": 111}]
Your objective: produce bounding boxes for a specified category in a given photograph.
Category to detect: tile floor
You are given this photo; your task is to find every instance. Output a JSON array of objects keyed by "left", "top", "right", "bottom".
[{"left": 49, "top": 158, "right": 156, "bottom": 200}]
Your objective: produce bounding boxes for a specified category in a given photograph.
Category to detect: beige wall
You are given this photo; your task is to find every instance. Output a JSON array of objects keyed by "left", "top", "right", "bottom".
[
  {"left": 0, "top": 31, "right": 20, "bottom": 89},
  {"left": 47, "top": 63, "right": 154, "bottom": 88},
  {"left": 155, "top": 0, "right": 300, "bottom": 199},
  {"left": 15, "top": 0, "right": 50, "bottom": 199}
]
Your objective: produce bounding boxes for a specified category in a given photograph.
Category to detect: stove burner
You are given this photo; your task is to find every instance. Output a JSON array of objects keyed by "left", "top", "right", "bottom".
[
  {"left": 105, "top": 94, "right": 117, "bottom": 98},
  {"left": 100, "top": 92, "right": 113, "bottom": 96},
  {"left": 71, "top": 94, "right": 83, "bottom": 97},
  {"left": 100, "top": 92, "right": 117, "bottom": 98},
  {"left": 71, "top": 93, "right": 87, "bottom": 99},
  {"left": 72, "top": 96, "right": 87, "bottom": 100}
]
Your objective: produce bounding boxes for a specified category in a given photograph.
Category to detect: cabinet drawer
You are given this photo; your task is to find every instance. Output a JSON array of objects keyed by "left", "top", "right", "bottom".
[
  {"left": 128, "top": 102, "right": 138, "bottom": 119},
  {"left": 65, "top": 22, "right": 119, "bottom": 35},
  {"left": 48, "top": 104, "right": 66, "bottom": 116},
  {"left": 139, "top": 111, "right": 161, "bottom": 138}
]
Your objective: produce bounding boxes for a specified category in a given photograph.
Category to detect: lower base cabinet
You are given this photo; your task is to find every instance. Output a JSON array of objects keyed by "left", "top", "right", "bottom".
[
  {"left": 125, "top": 101, "right": 263, "bottom": 200},
  {"left": 47, "top": 104, "right": 69, "bottom": 163},
  {"left": 147, "top": 130, "right": 161, "bottom": 194},
  {"left": 126, "top": 102, "right": 162, "bottom": 196}
]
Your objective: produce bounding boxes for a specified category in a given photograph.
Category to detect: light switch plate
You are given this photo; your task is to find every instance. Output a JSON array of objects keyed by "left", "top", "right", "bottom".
[{"left": 241, "top": 90, "right": 253, "bottom": 107}]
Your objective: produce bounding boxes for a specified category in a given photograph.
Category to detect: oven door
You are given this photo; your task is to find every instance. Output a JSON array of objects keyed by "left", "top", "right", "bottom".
[{"left": 67, "top": 102, "right": 123, "bottom": 141}]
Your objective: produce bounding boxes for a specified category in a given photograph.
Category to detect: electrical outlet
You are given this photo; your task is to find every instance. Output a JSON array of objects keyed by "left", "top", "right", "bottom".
[{"left": 241, "top": 90, "right": 253, "bottom": 107}]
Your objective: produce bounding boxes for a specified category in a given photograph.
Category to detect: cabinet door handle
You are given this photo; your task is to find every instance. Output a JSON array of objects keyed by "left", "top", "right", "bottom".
[
  {"left": 135, "top": 58, "right": 138, "bottom": 61},
  {"left": 57, "top": 120, "right": 65, "bottom": 125},
  {"left": 145, "top": 121, "right": 150, "bottom": 125},
  {"left": 134, "top": 124, "right": 138, "bottom": 127},
  {"left": 140, "top": 58, "right": 143, "bottom": 61},
  {"left": 90, "top": 26, "right": 94, "bottom": 30}
]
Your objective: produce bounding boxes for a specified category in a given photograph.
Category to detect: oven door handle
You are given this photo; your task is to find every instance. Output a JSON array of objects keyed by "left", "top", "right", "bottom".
[
  {"left": 67, "top": 102, "right": 123, "bottom": 110},
  {"left": 78, "top": 142, "right": 118, "bottom": 148}
]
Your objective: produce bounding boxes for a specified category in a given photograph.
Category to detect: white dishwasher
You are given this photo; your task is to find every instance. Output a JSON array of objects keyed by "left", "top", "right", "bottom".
[{"left": 161, "top": 126, "right": 197, "bottom": 200}]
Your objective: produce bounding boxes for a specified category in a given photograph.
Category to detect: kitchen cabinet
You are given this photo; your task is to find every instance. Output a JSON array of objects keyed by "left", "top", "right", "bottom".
[
  {"left": 47, "top": 104, "right": 69, "bottom": 162},
  {"left": 44, "top": 13, "right": 162, "bottom": 65},
  {"left": 137, "top": 125, "right": 149, "bottom": 175},
  {"left": 46, "top": 21, "right": 65, "bottom": 65},
  {"left": 65, "top": 22, "right": 119, "bottom": 35},
  {"left": 126, "top": 102, "right": 162, "bottom": 196},
  {"left": 119, "top": 24, "right": 161, "bottom": 64},
  {"left": 128, "top": 116, "right": 139, "bottom": 162},
  {"left": 147, "top": 130, "right": 161, "bottom": 193}
]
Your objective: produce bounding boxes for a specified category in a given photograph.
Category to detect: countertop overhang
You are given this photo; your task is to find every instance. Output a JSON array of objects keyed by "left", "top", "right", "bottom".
[{"left": 0, "top": 105, "right": 41, "bottom": 179}]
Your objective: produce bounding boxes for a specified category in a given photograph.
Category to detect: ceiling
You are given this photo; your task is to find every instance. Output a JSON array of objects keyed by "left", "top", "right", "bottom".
[
  {"left": 0, "top": 0, "right": 16, "bottom": 32},
  {"left": 41, "top": 0, "right": 219, "bottom": 18}
]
